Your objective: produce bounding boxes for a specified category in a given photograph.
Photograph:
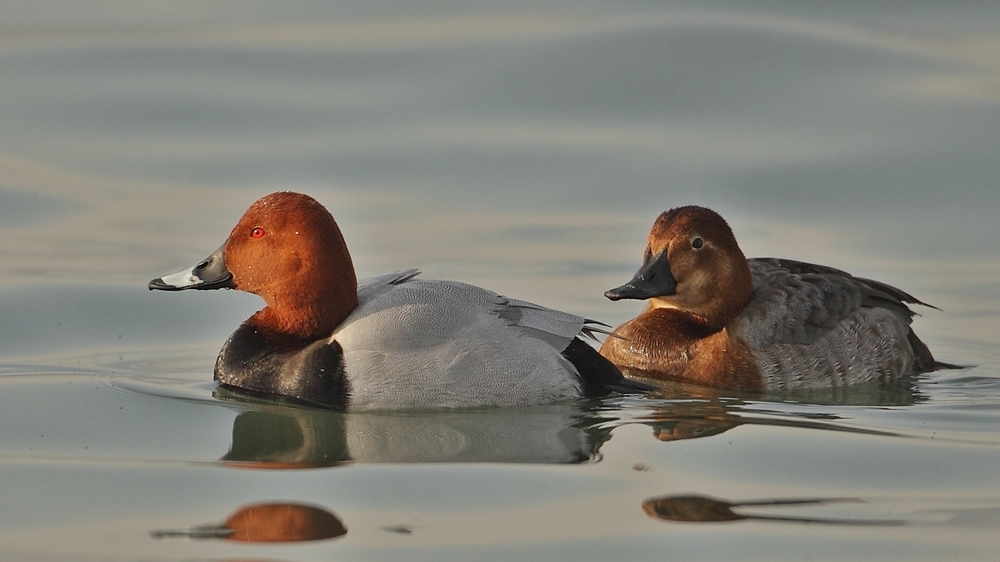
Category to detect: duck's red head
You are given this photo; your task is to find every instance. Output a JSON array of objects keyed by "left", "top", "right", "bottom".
[
  {"left": 605, "top": 205, "right": 753, "bottom": 330},
  {"left": 150, "top": 191, "right": 358, "bottom": 340}
]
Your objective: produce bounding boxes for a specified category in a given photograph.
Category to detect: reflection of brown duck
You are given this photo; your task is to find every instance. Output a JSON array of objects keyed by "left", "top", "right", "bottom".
[
  {"left": 643, "top": 494, "right": 904, "bottom": 526},
  {"left": 641, "top": 391, "right": 910, "bottom": 444},
  {"left": 151, "top": 502, "right": 347, "bottom": 542},
  {"left": 648, "top": 413, "right": 743, "bottom": 441},
  {"left": 639, "top": 392, "right": 746, "bottom": 441},
  {"left": 638, "top": 376, "right": 920, "bottom": 443},
  {"left": 644, "top": 494, "right": 748, "bottom": 522}
]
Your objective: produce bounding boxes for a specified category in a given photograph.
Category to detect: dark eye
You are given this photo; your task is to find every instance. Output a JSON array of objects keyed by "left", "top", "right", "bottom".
[
  {"left": 250, "top": 227, "right": 266, "bottom": 239},
  {"left": 691, "top": 237, "right": 704, "bottom": 249}
]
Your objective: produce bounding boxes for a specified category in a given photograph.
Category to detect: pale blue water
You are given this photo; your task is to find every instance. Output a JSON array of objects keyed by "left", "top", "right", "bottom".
[{"left": 1, "top": 2, "right": 999, "bottom": 560}]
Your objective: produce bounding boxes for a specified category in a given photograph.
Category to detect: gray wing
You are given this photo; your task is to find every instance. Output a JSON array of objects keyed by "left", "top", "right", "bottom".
[
  {"left": 496, "top": 296, "right": 595, "bottom": 348},
  {"left": 347, "top": 273, "right": 587, "bottom": 350},
  {"left": 355, "top": 269, "right": 422, "bottom": 303},
  {"left": 332, "top": 274, "right": 586, "bottom": 409},
  {"left": 733, "top": 257, "right": 927, "bottom": 350}
]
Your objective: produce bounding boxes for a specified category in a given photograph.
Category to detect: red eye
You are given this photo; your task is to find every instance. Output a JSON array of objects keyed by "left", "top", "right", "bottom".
[{"left": 250, "top": 227, "right": 265, "bottom": 239}]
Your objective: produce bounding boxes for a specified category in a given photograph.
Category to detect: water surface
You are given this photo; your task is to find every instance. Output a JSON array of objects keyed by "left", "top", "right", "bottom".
[{"left": 1, "top": 2, "right": 999, "bottom": 560}]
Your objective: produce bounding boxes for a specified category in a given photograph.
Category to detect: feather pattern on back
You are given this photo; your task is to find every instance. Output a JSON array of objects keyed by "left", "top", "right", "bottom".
[
  {"left": 332, "top": 271, "right": 589, "bottom": 409},
  {"left": 735, "top": 258, "right": 928, "bottom": 388}
]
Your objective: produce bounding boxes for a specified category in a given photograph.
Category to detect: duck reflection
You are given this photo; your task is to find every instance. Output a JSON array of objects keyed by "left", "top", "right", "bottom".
[
  {"left": 637, "top": 375, "right": 922, "bottom": 442},
  {"left": 643, "top": 494, "right": 905, "bottom": 526},
  {"left": 646, "top": 409, "right": 744, "bottom": 441},
  {"left": 215, "top": 370, "right": 922, "bottom": 468},
  {"left": 632, "top": 371, "right": 924, "bottom": 407},
  {"left": 217, "top": 390, "right": 614, "bottom": 466},
  {"left": 641, "top": 398, "right": 901, "bottom": 442},
  {"left": 221, "top": 408, "right": 349, "bottom": 468},
  {"left": 151, "top": 502, "right": 346, "bottom": 542}
]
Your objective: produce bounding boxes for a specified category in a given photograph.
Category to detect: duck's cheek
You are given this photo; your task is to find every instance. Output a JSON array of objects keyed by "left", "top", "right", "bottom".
[
  {"left": 283, "top": 253, "right": 305, "bottom": 277},
  {"left": 676, "top": 271, "right": 714, "bottom": 304},
  {"left": 231, "top": 266, "right": 272, "bottom": 296}
]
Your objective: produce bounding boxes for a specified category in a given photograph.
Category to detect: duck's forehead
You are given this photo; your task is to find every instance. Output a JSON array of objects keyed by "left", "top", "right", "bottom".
[
  {"left": 649, "top": 209, "right": 698, "bottom": 243},
  {"left": 240, "top": 194, "right": 313, "bottom": 228},
  {"left": 247, "top": 193, "right": 292, "bottom": 217},
  {"left": 654, "top": 208, "right": 731, "bottom": 239}
]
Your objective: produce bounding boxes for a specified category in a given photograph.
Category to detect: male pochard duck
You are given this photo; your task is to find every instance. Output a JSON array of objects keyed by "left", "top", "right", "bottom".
[
  {"left": 599, "top": 206, "right": 938, "bottom": 392},
  {"left": 149, "top": 191, "right": 642, "bottom": 410}
]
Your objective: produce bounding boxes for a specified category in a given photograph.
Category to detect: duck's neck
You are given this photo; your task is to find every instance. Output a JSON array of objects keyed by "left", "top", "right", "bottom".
[
  {"left": 647, "top": 299, "right": 721, "bottom": 332},
  {"left": 710, "top": 251, "right": 755, "bottom": 328},
  {"left": 254, "top": 275, "right": 358, "bottom": 341},
  {"left": 639, "top": 306, "right": 721, "bottom": 344}
]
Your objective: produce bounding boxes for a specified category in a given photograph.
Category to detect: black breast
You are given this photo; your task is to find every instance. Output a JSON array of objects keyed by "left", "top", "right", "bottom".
[{"left": 214, "top": 321, "right": 350, "bottom": 410}]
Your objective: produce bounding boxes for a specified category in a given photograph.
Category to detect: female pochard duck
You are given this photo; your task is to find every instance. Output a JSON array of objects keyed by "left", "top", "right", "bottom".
[
  {"left": 150, "top": 191, "right": 642, "bottom": 410},
  {"left": 600, "top": 206, "right": 938, "bottom": 392}
]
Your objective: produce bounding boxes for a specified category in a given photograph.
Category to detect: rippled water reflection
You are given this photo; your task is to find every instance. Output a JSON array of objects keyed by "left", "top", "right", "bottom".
[{"left": 2, "top": 1, "right": 1000, "bottom": 561}]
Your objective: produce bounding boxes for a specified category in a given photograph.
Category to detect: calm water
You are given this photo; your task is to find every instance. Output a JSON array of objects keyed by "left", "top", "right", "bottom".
[{"left": 2, "top": 2, "right": 1000, "bottom": 560}]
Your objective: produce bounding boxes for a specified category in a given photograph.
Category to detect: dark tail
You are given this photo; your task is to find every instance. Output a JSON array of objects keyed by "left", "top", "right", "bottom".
[
  {"left": 906, "top": 330, "right": 966, "bottom": 371},
  {"left": 932, "top": 360, "right": 966, "bottom": 370},
  {"left": 562, "top": 338, "right": 656, "bottom": 397}
]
